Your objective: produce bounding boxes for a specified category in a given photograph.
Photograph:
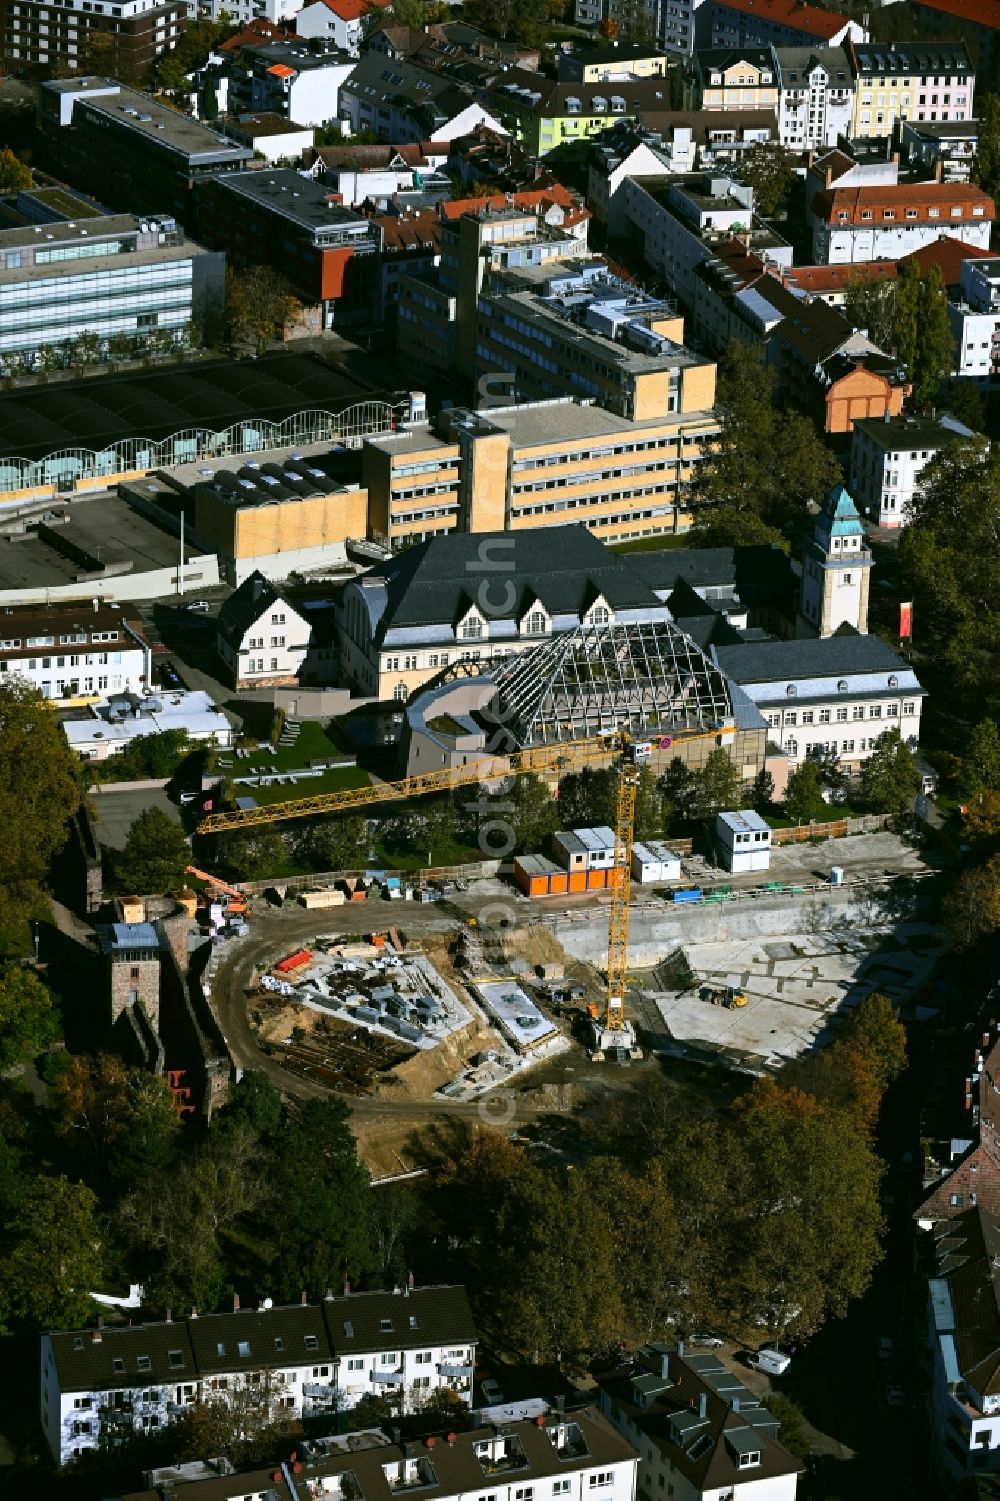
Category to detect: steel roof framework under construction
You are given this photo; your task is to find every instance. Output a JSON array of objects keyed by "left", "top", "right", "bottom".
[{"left": 487, "top": 618, "right": 735, "bottom": 747}]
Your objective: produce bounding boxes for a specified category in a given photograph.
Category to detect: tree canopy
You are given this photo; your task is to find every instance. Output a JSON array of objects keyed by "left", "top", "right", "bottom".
[
  {"left": 845, "top": 259, "right": 955, "bottom": 407},
  {"left": 858, "top": 729, "right": 920, "bottom": 814},
  {"left": 0, "top": 1175, "right": 101, "bottom": 1330},
  {"left": 117, "top": 807, "right": 190, "bottom": 894},
  {"left": 0, "top": 964, "right": 59, "bottom": 1071},
  {"left": 735, "top": 142, "right": 794, "bottom": 217}
]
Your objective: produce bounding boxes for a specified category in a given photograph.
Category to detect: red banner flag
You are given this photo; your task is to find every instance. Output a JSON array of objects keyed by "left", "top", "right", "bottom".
[{"left": 899, "top": 601, "right": 913, "bottom": 640}]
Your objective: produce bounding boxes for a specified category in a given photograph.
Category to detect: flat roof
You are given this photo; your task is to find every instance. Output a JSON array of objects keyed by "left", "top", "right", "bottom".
[
  {"left": 64, "top": 690, "right": 232, "bottom": 749},
  {"left": 0, "top": 495, "right": 185, "bottom": 593},
  {"left": 717, "top": 808, "right": 769, "bottom": 834},
  {"left": 224, "top": 112, "right": 313, "bottom": 138},
  {"left": 45, "top": 79, "right": 253, "bottom": 166},
  {"left": 209, "top": 168, "right": 374, "bottom": 235}
]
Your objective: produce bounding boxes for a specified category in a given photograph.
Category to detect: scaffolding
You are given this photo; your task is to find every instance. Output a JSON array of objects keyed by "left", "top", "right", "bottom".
[{"left": 488, "top": 619, "right": 735, "bottom": 747}]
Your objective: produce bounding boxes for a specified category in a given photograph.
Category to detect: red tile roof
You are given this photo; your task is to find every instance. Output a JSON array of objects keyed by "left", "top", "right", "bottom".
[
  {"left": 712, "top": 0, "right": 849, "bottom": 40},
  {"left": 217, "top": 18, "right": 292, "bottom": 51},
  {"left": 811, "top": 181, "right": 995, "bottom": 225},
  {"left": 317, "top": 0, "right": 388, "bottom": 18},
  {"left": 440, "top": 184, "right": 586, "bottom": 222},
  {"left": 787, "top": 261, "right": 899, "bottom": 294},
  {"left": 899, "top": 233, "right": 995, "bottom": 284},
  {"left": 267, "top": 63, "right": 297, "bottom": 77},
  {"left": 915, "top": 0, "right": 1000, "bottom": 27}
]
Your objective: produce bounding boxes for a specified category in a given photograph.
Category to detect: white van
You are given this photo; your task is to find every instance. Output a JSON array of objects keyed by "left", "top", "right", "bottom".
[{"left": 749, "top": 1348, "right": 791, "bottom": 1377}]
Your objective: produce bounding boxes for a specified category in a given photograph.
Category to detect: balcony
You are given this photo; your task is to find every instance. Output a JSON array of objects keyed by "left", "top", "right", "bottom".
[
  {"left": 474, "top": 1436, "right": 530, "bottom": 1475},
  {"left": 438, "top": 1363, "right": 473, "bottom": 1380},
  {"left": 384, "top": 1458, "right": 437, "bottom": 1492},
  {"left": 304, "top": 1382, "right": 336, "bottom": 1400},
  {"left": 372, "top": 1367, "right": 404, "bottom": 1384}
]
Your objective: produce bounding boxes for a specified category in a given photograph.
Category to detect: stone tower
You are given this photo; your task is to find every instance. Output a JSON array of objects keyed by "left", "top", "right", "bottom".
[{"left": 797, "top": 483, "right": 872, "bottom": 639}]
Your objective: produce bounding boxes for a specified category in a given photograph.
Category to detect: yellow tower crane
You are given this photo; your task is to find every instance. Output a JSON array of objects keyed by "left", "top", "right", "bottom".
[{"left": 197, "top": 724, "right": 731, "bottom": 1050}]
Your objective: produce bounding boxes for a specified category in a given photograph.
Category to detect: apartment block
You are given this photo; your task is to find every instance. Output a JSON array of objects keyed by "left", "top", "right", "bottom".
[
  {"left": 697, "top": 0, "right": 865, "bottom": 51},
  {"left": 116, "top": 1405, "right": 639, "bottom": 1501},
  {"left": 0, "top": 601, "right": 149, "bottom": 704},
  {"left": 558, "top": 41, "right": 672, "bottom": 81},
  {"left": 0, "top": 212, "right": 223, "bottom": 370},
  {"left": 913, "top": 0, "right": 1000, "bottom": 70},
  {"left": 338, "top": 54, "right": 503, "bottom": 144},
  {"left": 43, "top": 1285, "right": 476, "bottom": 1465},
  {"left": 850, "top": 411, "right": 977, "bottom": 526},
  {"left": 848, "top": 39, "right": 975, "bottom": 140},
  {"left": 223, "top": 39, "right": 356, "bottom": 127},
  {"left": 296, "top": 0, "right": 389, "bottom": 54},
  {"left": 774, "top": 44, "right": 854, "bottom": 149},
  {"left": 948, "top": 252, "right": 1000, "bottom": 381},
  {"left": 362, "top": 395, "right": 719, "bottom": 550},
  {"left": 195, "top": 169, "right": 380, "bottom": 326},
  {"left": 484, "top": 70, "right": 672, "bottom": 157},
  {"left": 37, "top": 78, "right": 253, "bottom": 225},
  {"left": 901, "top": 117, "right": 979, "bottom": 182},
  {"left": 689, "top": 46, "right": 779, "bottom": 111},
  {"left": 809, "top": 181, "right": 994, "bottom": 264},
  {"left": 1, "top": 0, "right": 183, "bottom": 74},
  {"left": 587, "top": 114, "right": 779, "bottom": 236}
]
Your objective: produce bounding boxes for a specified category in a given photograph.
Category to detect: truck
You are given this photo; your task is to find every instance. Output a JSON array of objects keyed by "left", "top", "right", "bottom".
[
  {"left": 702, "top": 985, "right": 749, "bottom": 1008},
  {"left": 748, "top": 1348, "right": 791, "bottom": 1377}
]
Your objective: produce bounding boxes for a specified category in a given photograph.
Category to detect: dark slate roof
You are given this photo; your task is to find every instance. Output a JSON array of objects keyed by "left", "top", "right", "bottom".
[
  {"left": 187, "top": 1303, "right": 333, "bottom": 1375},
  {"left": 47, "top": 1321, "right": 198, "bottom": 1394},
  {"left": 714, "top": 632, "right": 910, "bottom": 682},
  {"left": 216, "top": 570, "right": 286, "bottom": 648},
  {"left": 626, "top": 544, "right": 796, "bottom": 610},
  {"left": 323, "top": 1285, "right": 476, "bottom": 1353},
  {"left": 596, "top": 1347, "right": 802, "bottom": 1496},
  {"left": 359, "top": 525, "right": 662, "bottom": 643}
]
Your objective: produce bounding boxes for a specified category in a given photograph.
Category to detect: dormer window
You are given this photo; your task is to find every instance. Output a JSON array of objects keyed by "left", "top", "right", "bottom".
[
  {"left": 786, "top": 684, "right": 797, "bottom": 697},
  {"left": 738, "top": 1450, "right": 762, "bottom": 1468},
  {"left": 525, "top": 610, "right": 547, "bottom": 636},
  {"left": 459, "top": 609, "right": 484, "bottom": 640}
]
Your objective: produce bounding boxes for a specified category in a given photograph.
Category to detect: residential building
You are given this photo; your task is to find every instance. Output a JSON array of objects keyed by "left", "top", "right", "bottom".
[
  {"left": 558, "top": 41, "right": 672, "bottom": 81},
  {"left": 365, "top": 19, "right": 542, "bottom": 73},
  {"left": 216, "top": 571, "right": 314, "bottom": 687},
  {"left": 689, "top": 46, "right": 780, "bottom": 111},
  {"left": 199, "top": 0, "right": 300, "bottom": 24},
  {"left": 361, "top": 394, "right": 720, "bottom": 549},
  {"left": 948, "top": 252, "right": 1000, "bottom": 381},
  {"left": 222, "top": 113, "right": 315, "bottom": 166},
  {"left": 116, "top": 1405, "right": 638, "bottom": 1501},
  {"left": 338, "top": 54, "right": 505, "bottom": 144},
  {"left": 37, "top": 79, "right": 253, "bottom": 225},
  {"left": 0, "top": 602, "right": 149, "bottom": 704},
  {"left": 308, "top": 141, "right": 450, "bottom": 206},
  {"left": 808, "top": 181, "right": 994, "bottom": 264},
  {"left": 587, "top": 114, "right": 779, "bottom": 235},
  {"left": 782, "top": 258, "right": 899, "bottom": 306},
  {"left": 296, "top": 0, "right": 389, "bottom": 54},
  {"left": 337, "top": 522, "right": 687, "bottom": 700},
  {"left": 622, "top": 172, "right": 793, "bottom": 309},
  {"left": 850, "top": 412, "right": 977, "bottom": 526},
  {"left": 901, "top": 117, "right": 979, "bottom": 181},
  {"left": 447, "top": 122, "right": 562, "bottom": 192},
  {"left": 41, "top": 1284, "right": 477, "bottom": 1465},
  {"left": 0, "top": 212, "right": 223, "bottom": 371},
  {"left": 774, "top": 43, "right": 854, "bottom": 149},
  {"left": 396, "top": 202, "right": 590, "bottom": 384},
  {"left": 596, "top": 1341, "right": 803, "bottom": 1500},
  {"left": 195, "top": 169, "right": 380, "bottom": 327},
  {"left": 374, "top": 206, "right": 443, "bottom": 319},
  {"left": 66, "top": 689, "right": 235, "bottom": 761},
  {"left": 913, "top": 0, "right": 1000, "bottom": 71},
  {"left": 848, "top": 39, "right": 975, "bottom": 141},
  {"left": 1, "top": 0, "right": 184, "bottom": 75},
  {"left": 224, "top": 40, "right": 356, "bottom": 127},
  {"left": 803, "top": 145, "right": 900, "bottom": 218},
  {"left": 697, "top": 0, "right": 865, "bottom": 52},
  {"left": 484, "top": 70, "right": 673, "bottom": 157}
]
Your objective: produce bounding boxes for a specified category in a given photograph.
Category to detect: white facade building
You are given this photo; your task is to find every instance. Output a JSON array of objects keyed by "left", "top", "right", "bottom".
[
  {"left": 809, "top": 181, "right": 994, "bottom": 265},
  {"left": 296, "top": 0, "right": 388, "bottom": 55},
  {"left": 63, "top": 689, "right": 234, "bottom": 761},
  {"left": 850, "top": 412, "right": 977, "bottom": 527},
  {"left": 774, "top": 45, "right": 854, "bottom": 149},
  {"left": 41, "top": 1285, "right": 477, "bottom": 1466},
  {"left": 948, "top": 253, "right": 1000, "bottom": 382},
  {"left": 716, "top": 808, "right": 772, "bottom": 871},
  {"left": 0, "top": 602, "right": 150, "bottom": 704},
  {"left": 199, "top": 0, "right": 299, "bottom": 22},
  {"left": 216, "top": 570, "right": 313, "bottom": 688}
]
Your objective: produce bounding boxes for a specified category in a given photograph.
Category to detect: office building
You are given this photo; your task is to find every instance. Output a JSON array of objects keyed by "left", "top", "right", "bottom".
[
  {"left": 0, "top": 213, "right": 223, "bottom": 370},
  {"left": 37, "top": 78, "right": 253, "bottom": 224},
  {"left": 362, "top": 395, "right": 719, "bottom": 549},
  {"left": 1, "top": 0, "right": 183, "bottom": 74},
  {"left": 850, "top": 411, "right": 977, "bottom": 526},
  {"left": 195, "top": 168, "right": 380, "bottom": 326},
  {"left": 41, "top": 1284, "right": 477, "bottom": 1465},
  {"left": 847, "top": 39, "right": 975, "bottom": 140}
]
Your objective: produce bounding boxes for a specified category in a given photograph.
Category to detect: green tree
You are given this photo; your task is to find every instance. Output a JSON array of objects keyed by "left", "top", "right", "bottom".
[
  {"left": 0, "top": 679, "right": 80, "bottom": 942},
  {"left": 944, "top": 856, "right": 1000, "bottom": 950},
  {"left": 0, "top": 1175, "right": 101, "bottom": 1330},
  {"left": 735, "top": 142, "right": 794, "bottom": 217},
  {"left": 0, "top": 146, "right": 31, "bottom": 194},
  {"left": 224, "top": 265, "right": 300, "bottom": 353},
  {"left": 749, "top": 767, "right": 775, "bottom": 814},
  {"left": 53, "top": 1054, "right": 179, "bottom": 1190},
  {"left": 689, "top": 749, "right": 742, "bottom": 822},
  {"left": 295, "top": 814, "right": 367, "bottom": 872},
  {"left": 556, "top": 766, "right": 617, "bottom": 832},
  {"left": 941, "top": 378, "right": 986, "bottom": 435},
  {"left": 844, "top": 272, "right": 898, "bottom": 352},
  {"left": 269, "top": 1096, "right": 375, "bottom": 1300},
  {"left": 910, "top": 263, "right": 955, "bottom": 408},
  {"left": 659, "top": 756, "right": 697, "bottom": 827},
  {"left": 783, "top": 761, "right": 825, "bottom": 824},
  {"left": 219, "top": 826, "right": 289, "bottom": 881},
  {"left": 217, "top": 1070, "right": 284, "bottom": 1141},
  {"left": 0, "top": 963, "right": 59, "bottom": 1070},
  {"left": 858, "top": 728, "right": 920, "bottom": 814},
  {"left": 691, "top": 343, "right": 840, "bottom": 543},
  {"left": 118, "top": 807, "right": 190, "bottom": 893},
  {"left": 107, "top": 331, "right": 133, "bottom": 366},
  {"left": 175, "top": 1376, "right": 301, "bottom": 1468},
  {"left": 583, "top": 1158, "right": 679, "bottom": 1344},
  {"left": 633, "top": 764, "right": 663, "bottom": 840},
  {"left": 765, "top": 1393, "right": 812, "bottom": 1460},
  {"left": 960, "top": 718, "right": 1000, "bottom": 800}
]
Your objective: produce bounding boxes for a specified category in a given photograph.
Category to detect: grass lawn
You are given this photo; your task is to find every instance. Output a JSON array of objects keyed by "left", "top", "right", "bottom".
[
  {"left": 244, "top": 720, "right": 346, "bottom": 773},
  {"left": 610, "top": 534, "right": 691, "bottom": 554},
  {"left": 371, "top": 835, "right": 483, "bottom": 871},
  {"left": 246, "top": 764, "right": 371, "bottom": 807}
]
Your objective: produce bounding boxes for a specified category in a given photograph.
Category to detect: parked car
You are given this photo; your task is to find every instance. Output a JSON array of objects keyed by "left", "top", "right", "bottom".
[
  {"left": 480, "top": 1378, "right": 505, "bottom": 1405},
  {"left": 688, "top": 1331, "right": 724, "bottom": 1348},
  {"left": 159, "top": 661, "right": 185, "bottom": 689},
  {"left": 185, "top": 599, "right": 210, "bottom": 613}
]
